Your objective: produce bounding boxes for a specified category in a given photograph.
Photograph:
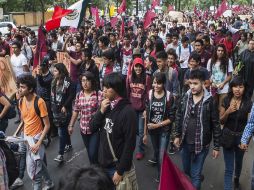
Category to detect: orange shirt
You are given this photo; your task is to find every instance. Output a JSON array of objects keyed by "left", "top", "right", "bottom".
[{"left": 19, "top": 95, "right": 48, "bottom": 137}]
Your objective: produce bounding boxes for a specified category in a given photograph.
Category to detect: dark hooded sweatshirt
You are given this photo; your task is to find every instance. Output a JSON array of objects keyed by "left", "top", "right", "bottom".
[{"left": 90, "top": 99, "right": 137, "bottom": 175}]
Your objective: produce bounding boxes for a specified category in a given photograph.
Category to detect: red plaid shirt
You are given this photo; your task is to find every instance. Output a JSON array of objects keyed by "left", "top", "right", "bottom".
[{"left": 74, "top": 90, "right": 103, "bottom": 134}]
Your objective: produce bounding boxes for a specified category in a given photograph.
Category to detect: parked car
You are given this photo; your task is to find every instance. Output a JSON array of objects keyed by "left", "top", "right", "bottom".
[{"left": 0, "top": 22, "right": 16, "bottom": 35}]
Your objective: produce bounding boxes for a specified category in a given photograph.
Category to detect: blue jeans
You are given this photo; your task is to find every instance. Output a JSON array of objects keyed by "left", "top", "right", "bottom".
[
  {"left": 58, "top": 125, "right": 71, "bottom": 155},
  {"left": 136, "top": 111, "right": 145, "bottom": 154},
  {"left": 252, "top": 159, "right": 254, "bottom": 190},
  {"left": 181, "top": 143, "right": 209, "bottom": 190},
  {"left": 150, "top": 132, "right": 170, "bottom": 177},
  {"left": 18, "top": 141, "right": 27, "bottom": 179},
  {"left": 81, "top": 132, "right": 99, "bottom": 164},
  {"left": 33, "top": 159, "right": 52, "bottom": 190},
  {"left": 223, "top": 136, "right": 245, "bottom": 190}
]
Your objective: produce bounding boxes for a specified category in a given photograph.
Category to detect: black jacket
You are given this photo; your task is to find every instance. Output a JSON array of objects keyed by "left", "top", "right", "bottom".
[
  {"left": 175, "top": 89, "right": 221, "bottom": 150},
  {"left": 239, "top": 49, "right": 254, "bottom": 90},
  {"left": 90, "top": 99, "right": 137, "bottom": 175}
]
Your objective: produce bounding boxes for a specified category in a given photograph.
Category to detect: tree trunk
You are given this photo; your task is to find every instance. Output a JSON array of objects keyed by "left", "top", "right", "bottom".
[{"left": 39, "top": 0, "right": 45, "bottom": 24}]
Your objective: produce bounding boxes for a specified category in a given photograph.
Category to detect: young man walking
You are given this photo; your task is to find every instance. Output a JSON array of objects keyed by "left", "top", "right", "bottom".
[
  {"left": 17, "top": 74, "right": 54, "bottom": 190},
  {"left": 174, "top": 69, "right": 221, "bottom": 190},
  {"left": 90, "top": 73, "right": 138, "bottom": 188}
]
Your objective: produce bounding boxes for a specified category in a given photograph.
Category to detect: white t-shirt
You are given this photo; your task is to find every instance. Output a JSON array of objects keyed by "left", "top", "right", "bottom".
[
  {"left": 207, "top": 59, "right": 233, "bottom": 94},
  {"left": 176, "top": 45, "right": 193, "bottom": 69},
  {"left": 159, "top": 31, "right": 167, "bottom": 44},
  {"left": 11, "top": 53, "right": 28, "bottom": 78}
]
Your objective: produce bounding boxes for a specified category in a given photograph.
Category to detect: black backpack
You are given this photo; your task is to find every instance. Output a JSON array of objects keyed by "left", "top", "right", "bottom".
[
  {"left": 0, "top": 94, "right": 16, "bottom": 120},
  {"left": 0, "top": 140, "right": 19, "bottom": 187}
]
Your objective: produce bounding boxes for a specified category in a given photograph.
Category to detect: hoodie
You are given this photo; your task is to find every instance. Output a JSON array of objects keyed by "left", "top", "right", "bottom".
[{"left": 90, "top": 99, "right": 137, "bottom": 175}]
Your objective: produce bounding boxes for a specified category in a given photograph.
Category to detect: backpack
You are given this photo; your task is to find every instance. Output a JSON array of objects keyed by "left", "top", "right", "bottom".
[
  {"left": 178, "top": 44, "right": 192, "bottom": 57},
  {"left": 0, "top": 94, "right": 16, "bottom": 120},
  {"left": 0, "top": 141, "right": 19, "bottom": 187}
]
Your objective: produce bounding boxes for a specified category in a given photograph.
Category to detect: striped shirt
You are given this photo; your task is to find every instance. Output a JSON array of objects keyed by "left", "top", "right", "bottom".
[{"left": 241, "top": 104, "right": 254, "bottom": 144}]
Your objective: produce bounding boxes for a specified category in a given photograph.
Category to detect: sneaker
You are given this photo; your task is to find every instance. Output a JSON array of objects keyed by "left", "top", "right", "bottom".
[
  {"left": 136, "top": 153, "right": 144, "bottom": 160},
  {"left": 64, "top": 145, "right": 73, "bottom": 153},
  {"left": 154, "top": 178, "right": 160, "bottom": 183},
  {"left": 42, "top": 182, "right": 54, "bottom": 190},
  {"left": 42, "top": 182, "right": 55, "bottom": 190},
  {"left": 148, "top": 158, "right": 157, "bottom": 164},
  {"left": 234, "top": 177, "right": 241, "bottom": 190},
  {"left": 54, "top": 155, "right": 64, "bottom": 162},
  {"left": 11, "top": 177, "right": 23, "bottom": 188}
]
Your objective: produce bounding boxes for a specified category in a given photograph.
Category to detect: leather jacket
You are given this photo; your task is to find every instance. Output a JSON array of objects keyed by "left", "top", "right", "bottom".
[{"left": 175, "top": 89, "right": 221, "bottom": 151}]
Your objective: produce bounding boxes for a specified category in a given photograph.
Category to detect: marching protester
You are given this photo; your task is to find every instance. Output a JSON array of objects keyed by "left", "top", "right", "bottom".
[
  {"left": 68, "top": 71, "right": 103, "bottom": 164},
  {"left": 220, "top": 76, "right": 252, "bottom": 190},
  {"left": 17, "top": 74, "right": 54, "bottom": 190},
  {"left": 207, "top": 44, "right": 233, "bottom": 108},
  {"left": 90, "top": 73, "right": 138, "bottom": 188},
  {"left": 126, "top": 57, "right": 152, "bottom": 160},
  {"left": 174, "top": 69, "right": 221, "bottom": 190},
  {"left": 144, "top": 72, "right": 175, "bottom": 182},
  {"left": 238, "top": 39, "right": 254, "bottom": 98},
  {"left": 51, "top": 63, "right": 75, "bottom": 163}
]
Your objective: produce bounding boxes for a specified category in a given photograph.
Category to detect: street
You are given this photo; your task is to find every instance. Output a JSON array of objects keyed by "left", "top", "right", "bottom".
[{"left": 6, "top": 117, "right": 254, "bottom": 190}]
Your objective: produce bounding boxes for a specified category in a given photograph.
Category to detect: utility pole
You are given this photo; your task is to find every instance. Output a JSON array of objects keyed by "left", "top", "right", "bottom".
[{"left": 136, "top": 0, "right": 138, "bottom": 15}]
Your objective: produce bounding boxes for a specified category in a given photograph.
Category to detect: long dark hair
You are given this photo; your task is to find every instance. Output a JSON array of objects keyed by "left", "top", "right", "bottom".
[
  {"left": 210, "top": 44, "right": 229, "bottom": 74},
  {"left": 227, "top": 76, "right": 248, "bottom": 101},
  {"left": 131, "top": 64, "right": 146, "bottom": 84},
  {"left": 143, "top": 38, "right": 154, "bottom": 51},
  {"left": 52, "top": 63, "right": 69, "bottom": 88}
]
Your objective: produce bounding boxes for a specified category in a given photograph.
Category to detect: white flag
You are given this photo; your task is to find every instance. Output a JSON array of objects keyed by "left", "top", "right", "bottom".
[{"left": 60, "top": 0, "right": 88, "bottom": 28}]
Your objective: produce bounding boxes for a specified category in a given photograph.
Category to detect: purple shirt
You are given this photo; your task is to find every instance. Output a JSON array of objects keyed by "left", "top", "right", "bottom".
[{"left": 69, "top": 51, "right": 82, "bottom": 82}]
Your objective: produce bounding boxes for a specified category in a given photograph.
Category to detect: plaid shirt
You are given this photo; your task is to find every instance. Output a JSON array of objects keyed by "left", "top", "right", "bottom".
[{"left": 74, "top": 91, "right": 103, "bottom": 134}]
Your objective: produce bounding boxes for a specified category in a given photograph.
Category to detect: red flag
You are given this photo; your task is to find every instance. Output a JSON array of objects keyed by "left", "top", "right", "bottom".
[
  {"left": 232, "top": 5, "right": 241, "bottom": 12},
  {"left": 120, "top": 17, "right": 125, "bottom": 39},
  {"left": 215, "top": 0, "right": 227, "bottom": 19},
  {"left": 33, "top": 25, "right": 47, "bottom": 70},
  {"left": 194, "top": 6, "right": 201, "bottom": 17},
  {"left": 143, "top": 10, "right": 157, "bottom": 29},
  {"left": 118, "top": 0, "right": 126, "bottom": 14},
  {"left": 151, "top": 0, "right": 159, "bottom": 9},
  {"left": 45, "top": 6, "right": 73, "bottom": 31},
  {"left": 91, "top": 7, "right": 101, "bottom": 27},
  {"left": 159, "top": 152, "right": 196, "bottom": 190},
  {"left": 90, "top": 7, "right": 97, "bottom": 16},
  {"left": 168, "top": 5, "right": 174, "bottom": 11},
  {"left": 110, "top": 16, "right": 118, "bottom": 28}
]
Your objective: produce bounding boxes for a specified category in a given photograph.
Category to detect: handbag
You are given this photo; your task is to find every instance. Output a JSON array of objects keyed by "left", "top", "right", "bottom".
[
  {"left": 220, "top": 101, "right": 242, "bottom": 149},
  {"left": 106, "top": 131, "right": 138, "bottom": 190}
]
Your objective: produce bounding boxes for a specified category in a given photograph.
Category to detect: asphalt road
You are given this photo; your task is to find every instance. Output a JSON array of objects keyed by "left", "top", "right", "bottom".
[{"left": 5, "top": 117, "right": 254, "bottom": 190}]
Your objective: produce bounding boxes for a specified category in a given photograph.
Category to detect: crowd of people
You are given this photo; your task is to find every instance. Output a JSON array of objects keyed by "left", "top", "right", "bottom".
[{"left": 0, "top": 11, "right": 254, "bottom": 190}]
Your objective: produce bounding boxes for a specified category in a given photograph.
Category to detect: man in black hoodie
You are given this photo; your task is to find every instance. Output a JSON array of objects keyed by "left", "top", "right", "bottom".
[{"left": 90, "top": 73, "right": 137, "bottom": 186}]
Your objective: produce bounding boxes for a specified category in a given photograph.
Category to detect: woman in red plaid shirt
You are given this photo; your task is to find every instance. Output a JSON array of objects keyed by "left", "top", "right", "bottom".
[{"left": 68, "top": 71, "right": 103, "bottom": 164}]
